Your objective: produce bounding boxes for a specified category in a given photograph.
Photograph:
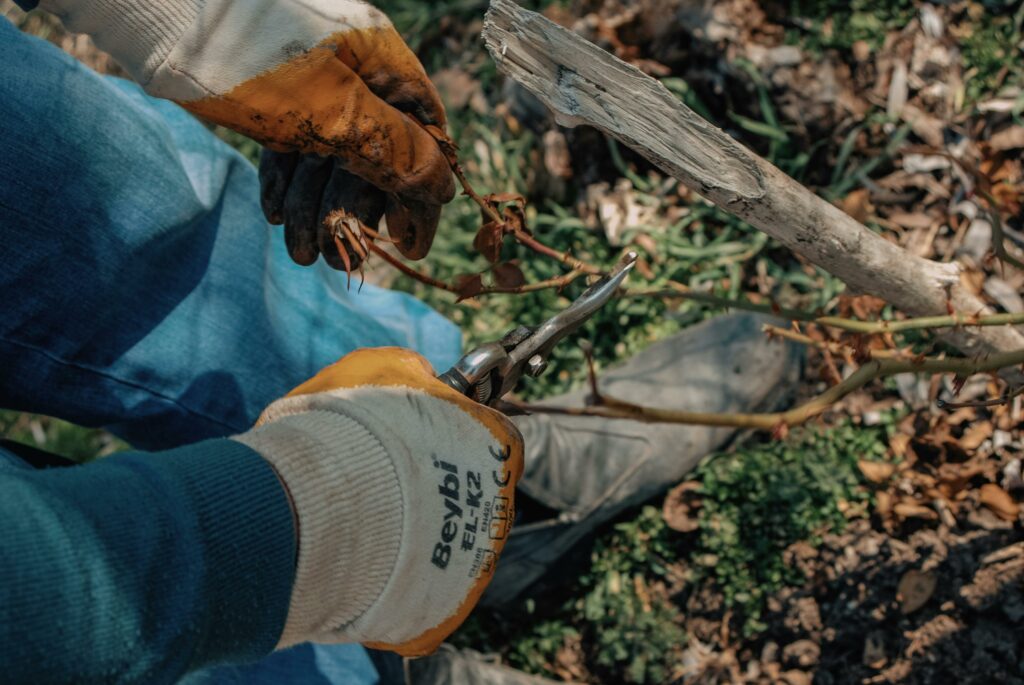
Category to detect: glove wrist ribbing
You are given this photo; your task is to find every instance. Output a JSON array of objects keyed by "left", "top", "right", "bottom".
[
  {"left": 233, "top": 408, "right": 402, "bottom": 648},
  {"left": 39, "top": 0, "right": 201, "bottom": 86},
  {"left": 231, "top": 374, "right": 522, "bottom": 656}
]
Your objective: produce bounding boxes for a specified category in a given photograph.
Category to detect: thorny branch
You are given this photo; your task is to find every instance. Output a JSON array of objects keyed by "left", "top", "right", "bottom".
[
  {"left": 511, "top": 347, "right": 1024, "bottom": 431},
  {"left": 323, "top": 130, "right": 1024, "bottom": 434},
  {"left": 761, "top": 325, "right": 906, "bottom": 361}
]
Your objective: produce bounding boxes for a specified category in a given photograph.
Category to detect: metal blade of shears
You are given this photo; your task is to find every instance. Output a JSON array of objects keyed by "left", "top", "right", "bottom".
[{"left": 437, "top": 251, "right": 637, "bottom": 406}]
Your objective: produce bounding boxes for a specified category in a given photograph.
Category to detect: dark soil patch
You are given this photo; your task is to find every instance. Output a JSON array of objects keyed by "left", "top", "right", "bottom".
[{"left": 676, "top": 517, "right": 1024, "bottom": 684}]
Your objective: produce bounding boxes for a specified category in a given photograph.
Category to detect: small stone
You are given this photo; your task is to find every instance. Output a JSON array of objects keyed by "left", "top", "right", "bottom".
[
  {"left": 856, "top": 536, "right": 881, "bottom": 558},
  {"left": 863, "top": 630, "right": 887, "bottom": 668},
  {"left": 767, "top": 45, "right": 803, "bottom": 68}
]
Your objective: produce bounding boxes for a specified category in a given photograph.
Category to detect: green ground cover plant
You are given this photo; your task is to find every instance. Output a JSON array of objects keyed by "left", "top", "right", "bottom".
[
  {"left": 455, "top": 418, "right": 895, "bottom": 682},
  {"left": 692, "top": 419, "right": 893, "bottom": 635}
]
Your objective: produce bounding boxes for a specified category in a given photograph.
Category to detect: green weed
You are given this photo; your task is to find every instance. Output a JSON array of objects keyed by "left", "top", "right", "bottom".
[
  {"left": 691, "top": 418, "right": 894, "bottom": 635},
  {"left": 501, "top": 506, "right": 687, "bottom": 684},
  {"left": 785, "top": 0, "right": 917, "bottom": 53},
  {"left": 0, "top": 410, "right": 126, "bottom": 463},
  {"left": 456, "top": 419, "right": 898, "bottom": 678},
  {"left": 959, "top": 3, "right": 1024, "bottom": 105}
]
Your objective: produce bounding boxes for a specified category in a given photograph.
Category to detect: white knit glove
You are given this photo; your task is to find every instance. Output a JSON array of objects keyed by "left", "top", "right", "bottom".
[{"left": 232, "top": 348, "right": 524, "bottom": 656}]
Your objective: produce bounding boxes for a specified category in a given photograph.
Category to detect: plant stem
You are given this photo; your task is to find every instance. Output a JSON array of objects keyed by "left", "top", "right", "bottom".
[
  {"left": 634, "top": 284, "right": 1024, "bottom": 333},
  {"left": 512, "top": 347, "right": 1024, "bottom": 430},
  {"left": 480, "top": 268, "right": 586, "bottom": 295},
  {"left": 762, "top": 324, "right": 904, "bottom": 360},
  {"left": 449, "top": 155, "right": 602, "bottom": 275},
  {"left": 364, "top": 238, "right": 458, "bottom": 293}
]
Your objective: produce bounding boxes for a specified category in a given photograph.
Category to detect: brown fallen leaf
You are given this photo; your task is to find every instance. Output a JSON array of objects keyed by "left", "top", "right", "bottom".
[
  {"left": 663, "top": 481, "right": 702, "bottom": 533},
  {"left": 430, "top": 67, "right": 488, "bottom": 114},
  {"left": 542, "top": 130, "right": 573, "bottom": 180},
  {"left": 979, "top": 483, "right": 1021, "bottom": 521},
  {"left": 876, "top": 490, "right": 894, "bottom": 518},
  {"left": 839, "top": 188, "right": 872, "bottom": 224},
  {"left": 889, "top": 433, "right": 912, "bottom": 459},
  {"left": 859, "top": 460, "right": 897, "bottom": 483},
  {"left": 898, "top": 569, "right": 937, "bottom": 614},
  {"left": 990, "top": 126, "right": 1024, "bottom": 152},
  {"left": 958, "top": 421, "right": 993, "bottom": 451},
  {"left": 936, "top": 462, "right": 985, "bottom": 500},
  {"left": 888, "top": 211, "right": 934, "bottom": 230},
  {"left": 894, "top": 501, "right": 939, "bottom": 521},
  {"left": 945, "top": 407, "right": 978, "bottom": 426}
]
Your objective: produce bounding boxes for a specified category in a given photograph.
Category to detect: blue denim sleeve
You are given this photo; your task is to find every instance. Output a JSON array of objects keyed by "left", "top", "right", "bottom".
[
  {"left": 0, "top": 20, "right": 462, "bottom": 453},
  {"left": 0, "top": 440, "right": 296, "bottom": 685}
]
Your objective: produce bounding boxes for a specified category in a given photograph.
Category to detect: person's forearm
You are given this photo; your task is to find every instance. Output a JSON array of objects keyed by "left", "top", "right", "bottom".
[{"left": 0, "top": 439, "right": 295, "bottom": 684}]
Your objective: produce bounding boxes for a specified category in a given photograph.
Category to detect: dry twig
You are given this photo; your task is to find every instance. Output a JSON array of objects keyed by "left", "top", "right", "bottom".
[{"left": 512, "top": 347, "right": 1024, "bottom": 431}]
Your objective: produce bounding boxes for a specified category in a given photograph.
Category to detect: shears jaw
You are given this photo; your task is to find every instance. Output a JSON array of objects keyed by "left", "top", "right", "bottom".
[
  {"left": 438, "top": 251, "right": 637, "bottom": 406},
  {"left": 495, "top": 251, "right": 637, "bottom": 397}
]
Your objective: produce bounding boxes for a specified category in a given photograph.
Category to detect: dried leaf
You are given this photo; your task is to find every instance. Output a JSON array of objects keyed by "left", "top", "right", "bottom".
[
  {"left": 894, "top": 501, "right": 938, "bottom": 521},
  {"left": 979, "top": 483, "right": 1021, "bottom": 521},
  {"left": 492, "top": 262, "right": 526, "bottom": 289},
  {"left": 875, "top": 490, "right": 894, "bottom": 517},
  {"left": 958, "top": 422, "right": 993, "bottom": 451},
  {"left": 635, "top": 256, "right": 656, "bottom": 280},
  {"left": 663, "top": 481, "right": 702, "bottom": 533},
  {"left": 897, "top": 569, "right": 936, "bottom": 614},
  {"left": 634, "top": 232, "right": 660, "bottom": 259},
  {"left": 431, "top": 67, "right": 487, "bottom": 113},
  {"left": 542, "top": 129, "right": 573, "bottom": 179},
  {"left": 946, "top": 407, "right": 978, "bottom": 426},
  {"left": 839, "top": 294, "right": 887, "bottom": 320},
  {"left": 862, "top": 631, "right": 887, "bottom": 668},
  {"left": 990, "top": 126, "right": 1024, "bottom": 152},
  {"left": 937, "top": 463, "right": 985, "bottom": 499},
  {"left": 888, "top": 211, "right": 934, "bottom": 230},
  {"left": 485, "top": 192, "right": 527, "bottom": 207},
  {"left": 454, "top": 273, "right": 484, "bottom": 302},
  {"left": 889, "top": 433, "right": 911, "bottom": 459},
  {"left": 502, "top": 203, "right": 529, "bottom": 235},
  {"left": 839, "top": 188, "right": 872, "bottom": 224},
  {"left": 473, "top": 221, "right": 505, "bottom": 263},
  {"left": 858, "top": 460, "right": 897, "bottom": 483}
]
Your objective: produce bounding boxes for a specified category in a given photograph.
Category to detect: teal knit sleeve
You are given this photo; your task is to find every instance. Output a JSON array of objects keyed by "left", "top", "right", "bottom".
[{"left": 0, "top": 439, "right": 297, "bottom": 684}]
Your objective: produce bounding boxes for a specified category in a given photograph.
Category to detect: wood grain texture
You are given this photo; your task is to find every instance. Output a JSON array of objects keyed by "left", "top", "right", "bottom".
[{"left": 483, "top": 0, "right": 1024, "bottom": 358}]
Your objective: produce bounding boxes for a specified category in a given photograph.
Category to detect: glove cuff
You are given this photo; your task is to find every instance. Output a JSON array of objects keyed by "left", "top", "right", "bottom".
[
  {"left": 233, "top": 410, "right": 402, "bottom": 649},
  {"left": 39, "top": 0, "right": 202, "bottom": 84}
]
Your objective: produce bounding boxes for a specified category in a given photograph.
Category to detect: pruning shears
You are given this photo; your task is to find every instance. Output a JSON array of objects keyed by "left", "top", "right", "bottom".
[{"left": 438, "top": 251, "right": 637, "bottom": 407}]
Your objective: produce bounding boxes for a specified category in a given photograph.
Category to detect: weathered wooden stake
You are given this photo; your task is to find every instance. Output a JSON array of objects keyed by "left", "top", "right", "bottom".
[{"left": 482, "top": 0, "right": 1024, "bottom": 359}]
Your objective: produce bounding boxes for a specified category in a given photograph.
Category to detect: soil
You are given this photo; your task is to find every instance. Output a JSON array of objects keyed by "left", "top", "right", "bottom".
[{"left": 675, "top": 515, "right": 1024, "bottom": 684}]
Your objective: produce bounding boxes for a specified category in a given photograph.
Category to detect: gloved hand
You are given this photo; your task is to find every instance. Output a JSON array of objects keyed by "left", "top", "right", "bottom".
[
  {"left": 232, "top": 348, "right": 524, "bottom": 656},
  {"left": 39, "top": 0, "right": 455, "bottom": 265}
]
